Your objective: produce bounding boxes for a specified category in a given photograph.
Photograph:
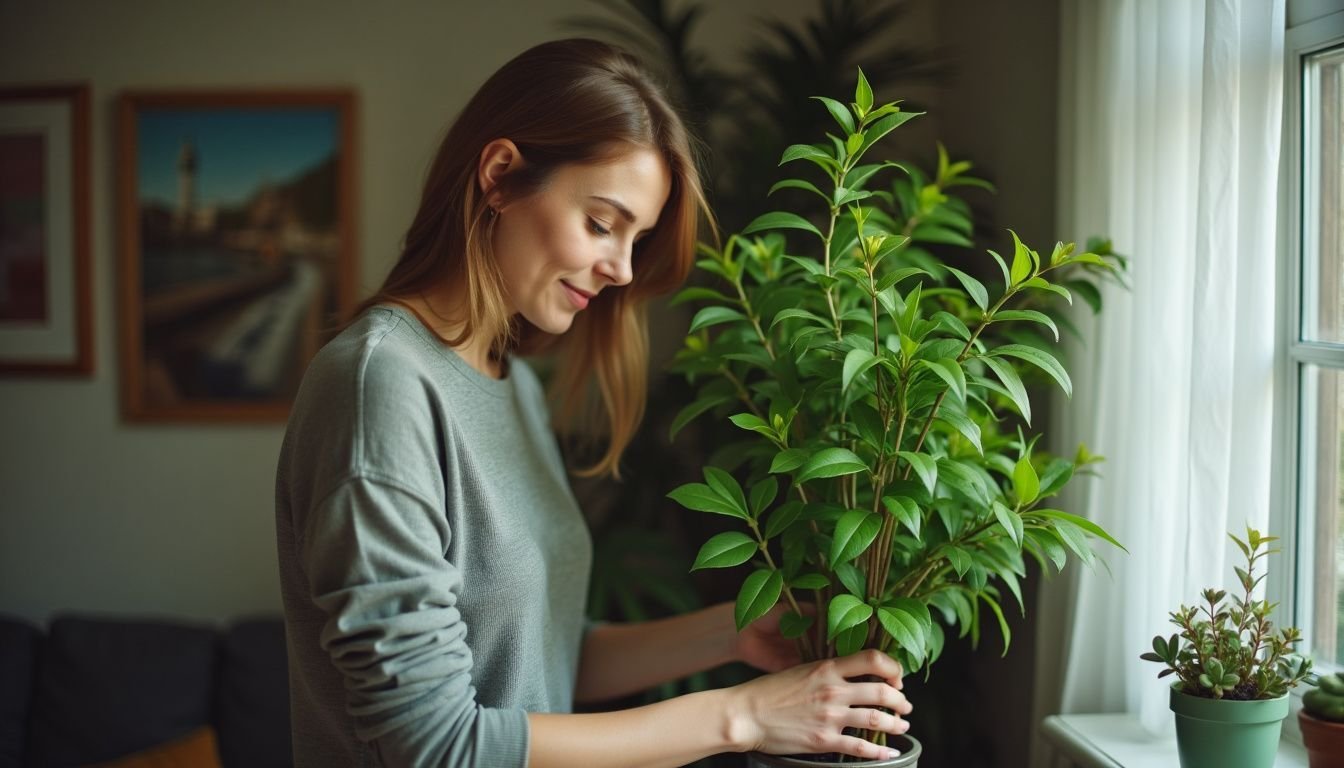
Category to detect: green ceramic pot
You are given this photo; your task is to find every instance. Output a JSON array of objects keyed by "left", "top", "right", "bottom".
[
  {"left": 1169, "top": 686, "right": 1289, "bottom": 768},
  {"left": 747, "top": 735, "right": 921, "bottom": 768}
]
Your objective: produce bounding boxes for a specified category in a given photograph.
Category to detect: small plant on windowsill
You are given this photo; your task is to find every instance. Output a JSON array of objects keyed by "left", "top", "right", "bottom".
[
  {"left": 1141, "top": 527, "right": 1312, "bottom": 701},
  {"left": 1140, "top": 526, "right": 1312, "bottom": 768}
]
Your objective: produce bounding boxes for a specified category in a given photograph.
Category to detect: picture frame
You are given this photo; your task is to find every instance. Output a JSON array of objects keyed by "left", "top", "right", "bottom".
[
  {"left": 0, "top": 84, "right": 93, "bottom": 376},
  {"left": 117, "top": 89, "right": 357, "bottom": 421}
]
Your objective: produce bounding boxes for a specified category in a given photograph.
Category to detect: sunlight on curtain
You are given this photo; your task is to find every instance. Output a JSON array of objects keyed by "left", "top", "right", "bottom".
[{"left": 1031, "top": 0, "right": 1286, "bottom": 756}]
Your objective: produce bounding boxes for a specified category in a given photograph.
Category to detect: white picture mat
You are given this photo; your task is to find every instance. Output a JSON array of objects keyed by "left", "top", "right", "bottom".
[{"left": 0, "top": 100, "right": 77, "bottom": 361}]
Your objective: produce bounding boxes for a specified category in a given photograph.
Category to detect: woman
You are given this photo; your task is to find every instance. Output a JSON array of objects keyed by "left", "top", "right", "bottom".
[{"left": 274, "top": 38, "right": 912, "bottom": 767}]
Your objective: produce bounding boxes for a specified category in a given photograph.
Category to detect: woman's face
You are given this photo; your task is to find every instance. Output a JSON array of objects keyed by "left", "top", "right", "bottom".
[{"left": 488, "top": 144, "right": 672, "bottom": 335}]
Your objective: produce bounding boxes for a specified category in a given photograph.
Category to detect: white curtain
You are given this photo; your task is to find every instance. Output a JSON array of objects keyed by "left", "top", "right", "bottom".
[{"left": 1032, "top": 0, "right": 1287, "bottom": 751}]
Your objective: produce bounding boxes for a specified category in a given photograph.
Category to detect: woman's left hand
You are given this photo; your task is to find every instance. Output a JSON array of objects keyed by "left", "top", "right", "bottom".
[{"left": 732, "top": 603, "right": 810, "bottom": 672}]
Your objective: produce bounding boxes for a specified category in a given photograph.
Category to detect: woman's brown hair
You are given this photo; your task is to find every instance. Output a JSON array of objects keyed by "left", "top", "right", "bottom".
[{"left": 354, "top": 38, "right": 716, "bottom": 479}]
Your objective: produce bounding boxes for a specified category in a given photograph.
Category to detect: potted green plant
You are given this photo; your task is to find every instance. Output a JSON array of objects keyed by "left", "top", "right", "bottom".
[
  {"left": 1300, "top": 671, "right": 1344, "bottom": 768},
  {"left": 666, "top": 69, "right": 1126, "bottom": 766},
  {"left": 1140, "top": 527, "right": 1313, "bottom": 768}
]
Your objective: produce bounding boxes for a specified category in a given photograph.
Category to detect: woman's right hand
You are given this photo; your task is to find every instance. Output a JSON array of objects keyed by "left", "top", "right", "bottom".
[{"left": 724, "top": 649, "right": 913, "bottom": 762}]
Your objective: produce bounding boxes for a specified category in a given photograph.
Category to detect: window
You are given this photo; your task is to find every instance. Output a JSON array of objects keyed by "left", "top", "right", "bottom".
[{"left": 1279, "top": 11, "right": 1344, "bottom": 673}]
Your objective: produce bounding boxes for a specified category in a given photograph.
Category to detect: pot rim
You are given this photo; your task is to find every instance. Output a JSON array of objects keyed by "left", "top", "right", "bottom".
[{"left": 748, "top": 733, "right": 922, "bottom": 767}]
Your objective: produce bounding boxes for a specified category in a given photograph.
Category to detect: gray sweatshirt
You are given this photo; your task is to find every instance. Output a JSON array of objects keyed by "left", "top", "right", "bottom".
[{"left": 275, "top": 303, "right": 593, "bottom": 767}]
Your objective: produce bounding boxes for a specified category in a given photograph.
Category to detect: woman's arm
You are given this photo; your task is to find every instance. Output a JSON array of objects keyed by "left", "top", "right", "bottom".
[
  {"left": 574, "top": 602, "right": 803, "bottom": 703},
  {"left": 533, "top": 650, "right": 913, "bottom": 768}
]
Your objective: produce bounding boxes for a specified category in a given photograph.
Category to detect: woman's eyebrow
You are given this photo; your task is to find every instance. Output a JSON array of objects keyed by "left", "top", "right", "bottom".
[{"left": 589, "top": 195, "right": 637, "bottom": 224}]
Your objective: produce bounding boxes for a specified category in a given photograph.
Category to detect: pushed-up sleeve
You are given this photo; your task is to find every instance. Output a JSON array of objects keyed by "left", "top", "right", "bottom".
[{"left": 299, "top": 472, "right": 529, "bottom": 767}]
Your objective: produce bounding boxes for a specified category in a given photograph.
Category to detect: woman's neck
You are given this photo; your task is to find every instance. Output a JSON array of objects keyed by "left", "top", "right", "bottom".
[{"left": 386, "top": 295, "right": 505, "bottom": 380}]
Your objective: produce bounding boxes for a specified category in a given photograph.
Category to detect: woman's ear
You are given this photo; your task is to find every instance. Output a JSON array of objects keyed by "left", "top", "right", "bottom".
[{"left": 477, "top": 138, "right": 523, "bottom": 210}]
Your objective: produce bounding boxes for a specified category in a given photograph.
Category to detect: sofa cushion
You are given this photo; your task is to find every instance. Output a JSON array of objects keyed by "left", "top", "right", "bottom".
[
  {"left": 90, "top": 725, "right": 220, "bottom": 768},
  {"left": 25, "top": 616, "right": 218, "bottom": 767},
  {"left": 215, "top": 618, "right": 290, "bottom": 768},
  {"left": 0, "top": 615, "right": 40, "bottom": 767}
]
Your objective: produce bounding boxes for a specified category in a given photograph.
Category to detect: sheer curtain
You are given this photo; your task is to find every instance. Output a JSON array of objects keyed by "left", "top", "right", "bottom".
[{"left": 1030, "top": 0, "right": 1287, "bottom": 753}]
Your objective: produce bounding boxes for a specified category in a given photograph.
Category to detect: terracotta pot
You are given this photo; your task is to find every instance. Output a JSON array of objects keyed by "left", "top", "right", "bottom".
[
  {"left": 747, "top": 735, "right": 922, "bottom": 767},
  {"left": 1299, "top": 710, "right": 1344, "bottom": 768}
]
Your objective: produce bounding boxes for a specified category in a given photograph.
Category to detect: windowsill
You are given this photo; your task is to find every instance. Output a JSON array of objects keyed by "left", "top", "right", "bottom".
[{"left": 1041, "top": 713, "right": 1310, "bottom": 768}]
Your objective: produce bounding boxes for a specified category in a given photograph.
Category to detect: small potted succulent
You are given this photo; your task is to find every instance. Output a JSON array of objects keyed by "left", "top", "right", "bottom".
[
  {"left": 1301, "top": 670, "right": 1344, "bottom": 768},
  {"left": 1141, "top": 526, "right": 1313, "bottom": 768},
  {"left": 667, "top": 69, "right": 1126, "bottom": 766}
]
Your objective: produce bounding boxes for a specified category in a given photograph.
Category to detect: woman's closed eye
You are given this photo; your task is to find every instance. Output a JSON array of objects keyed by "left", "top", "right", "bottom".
[{"left": 588, "top": 218, "right": 612, "bottom": 237}]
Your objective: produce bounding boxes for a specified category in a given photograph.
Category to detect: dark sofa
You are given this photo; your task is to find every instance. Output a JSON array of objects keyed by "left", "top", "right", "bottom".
[{"left": 0, "top": 614, "right": 291, "bottom": 767}]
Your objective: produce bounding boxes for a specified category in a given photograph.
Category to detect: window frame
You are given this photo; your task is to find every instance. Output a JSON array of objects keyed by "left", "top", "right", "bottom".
[{"left": 1272, "top": 7, "right": 1344, "bottom": 744}]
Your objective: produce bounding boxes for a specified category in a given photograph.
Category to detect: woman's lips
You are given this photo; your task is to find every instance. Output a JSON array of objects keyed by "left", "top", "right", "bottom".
[{"left": 561, "top": 280, "right": 590, "bottom": 309}]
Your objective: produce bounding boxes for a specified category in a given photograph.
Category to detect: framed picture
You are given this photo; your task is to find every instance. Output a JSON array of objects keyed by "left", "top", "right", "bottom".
[
  {"left": 0, "top": 84, "right": 92, "bottom": 375},
  {"left": 117, "top": 90, "right": 357, "bottom": 421}
]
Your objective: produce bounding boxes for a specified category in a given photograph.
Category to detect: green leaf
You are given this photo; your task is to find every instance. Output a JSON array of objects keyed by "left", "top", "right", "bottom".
[
  {"left": 763, "top": 501, "right": 804, "bottom": 539},
  {"left": 946, "top": 266, "right": 988, "bottom": 311},
  {"left": 703, "top": 467, "right": 749, "bottom": 518},
  {"left": 979, "top": 355, "right": 1032, "bottom": 425},
  {"left": 780, "top": 143, "right": 837, "bottom": 172},
  {"left": 981, "top": 594, "right": 1012, "bottom": 655},
  {"left": 692, "top": 532, "right": 758, "bottom": 570},
  {"left": 828, "top": 594, "right": 873, "bottom": 641},
  {"left": 858, "top": 111, "right": 921, "bottom": 156},
  {"left": 990, "top": 344, "right": 1073, "bottom": 398},
  {"left": 912, "top": 222, "right": 973, "bottom": 247},
  {"left": 946, "top": 546, "right": 972, "bottom": 576},
  {"left": 932, "top": 310, "right": 972, "bottom": 341},
  {"left": 854, "top": 68, "right": 874, "bottom": 115},
  {"left": 1022, "top": 276, "right": 1072, "bottom": 304},
  {"left": 669, "top": 393, "right": 732, "bottom": 440},
  {"left": 729, "top": 412, "right": 773, "bottom": 435},
  {"left": 992, "top": 500, "right": 1023, "bottom": 546},
  {"left": 935, "top": 407, "right": 983, "bottom": 455},
  {"left": 670, "top": 286, "right": 734, "bottom": 307},
  {"left": 992, "top": 309, "right": 1059, "bottom": 342},
  {"left": 877, "top": 607, "right": 925, "bottom": 663},
  {"left": 920, "top": 358, "right": 967, "bottom": 403},
  {"left": 768, "top": 178, "right": 829, "bottom": 202},
  {"left": 742, "top": 211, "right": 823, "bottom": 240},
  {"left": 883, "top": 495, "right": 921, "bottom": 538},
  {"left": 770, "top": 448, "right": 809, "bottom": 474},
  {"left": 831, "top": 509, "right": 881, "bottom": 565},
  {"left": 689, "top": 306, "right": 746, "bottom": 333},
  {"left": 812, "top": 95, "right": 856, "bottom": 134},
  {"left": 771, "top": 307, "right": 830, "bottom": 330},
  {"left": 779, "top": 611, "right": 815, "bottom": 639},
  {"left": 749, "top": 477, "right": 779, "bottom": 518},
  {"left": 842, "top": 348, "right": 880, "bottom": 392},
  {"left": 897, "top": 451, "right": 938, "bottom": 495},
  {"left": 735, "top": 569, "right": 784, "bottom": 630},
  {"left": 797, "top": 447, "right": 868, "bottom": 484},
  {"left": 667, "top": 483, "right": 747, "bottom": 520},
  {"left": 834, "top": 560, "right": 866, "bottom": 597},
  {"left": 1012, "top": 457, "right": 1040, "bottom": 506},
  {"left": 1008, "top": 229, "right": 1034, "bottom": 285},
  {"left": 836, "top": 623, "right": 868, "bottom": 656},
  {"left": 790, "top": 572, "right": 830, "bottom": 590},
  {"left": 937, "top": 458, "right": 989, "bottom": 506},
  {"left": 1031, "top": 509, "right": 1127, "bottom": 552}
]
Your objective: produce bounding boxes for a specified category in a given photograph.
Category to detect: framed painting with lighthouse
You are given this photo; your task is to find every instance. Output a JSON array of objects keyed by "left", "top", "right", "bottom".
[{"left": 116, "top": 90, "right": 357, "bottom": 421}]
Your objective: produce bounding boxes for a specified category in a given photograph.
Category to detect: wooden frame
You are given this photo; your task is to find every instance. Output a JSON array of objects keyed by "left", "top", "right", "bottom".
[
  {"left": 0, "top": 84, "right": 93, "bottom": 375},
  {"left": 117, "top": 89, "right": 357, "bottom": 421}
]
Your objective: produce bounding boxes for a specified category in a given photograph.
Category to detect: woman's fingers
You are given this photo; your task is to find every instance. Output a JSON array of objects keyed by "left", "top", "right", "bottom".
[
  {"left": 832, "top": 733, "right": 904, "bottom": 762},
  {"left": 841, "top": 705, "right": 910, "bottom": 735},
  {"left": 832, "top": 648, "right": 903, "bottom": 685},
  {"left": 844, "top": 682, "right": 913, "bottom": 715}
]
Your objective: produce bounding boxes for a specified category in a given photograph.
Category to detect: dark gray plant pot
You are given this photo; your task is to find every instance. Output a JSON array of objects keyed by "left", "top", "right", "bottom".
[{"left": 746, "top": 735, "right": 921, "bottom": 767}]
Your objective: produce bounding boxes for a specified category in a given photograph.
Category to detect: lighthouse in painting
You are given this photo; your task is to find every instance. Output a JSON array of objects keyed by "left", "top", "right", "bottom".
[{"left": 175, "top": 137, "right": 197, "bottom": 233}]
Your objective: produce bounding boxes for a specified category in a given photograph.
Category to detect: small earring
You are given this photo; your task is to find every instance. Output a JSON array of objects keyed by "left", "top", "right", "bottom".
[{"left": 486, "top": 206, "right": 498, "bottom": 219}]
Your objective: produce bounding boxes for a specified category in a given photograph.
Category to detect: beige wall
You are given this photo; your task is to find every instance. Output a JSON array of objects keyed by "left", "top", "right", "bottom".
[{"left": 0, "top": 0, "right": 1058, "bottom": 626}]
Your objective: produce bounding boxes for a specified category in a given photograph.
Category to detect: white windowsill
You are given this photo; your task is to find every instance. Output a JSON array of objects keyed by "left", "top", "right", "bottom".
[{"left": 1040, "top": 714, "right": 1310, "bottom": 768}]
